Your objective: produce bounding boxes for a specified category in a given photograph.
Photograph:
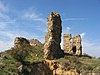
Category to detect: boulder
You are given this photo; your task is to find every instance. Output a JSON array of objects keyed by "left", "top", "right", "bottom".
[
  {"left": 29, "top": 39, "right": 43, "bottom": 47},
  {"left": 14, "top": 37, "right": 30, "bottom": 49}
]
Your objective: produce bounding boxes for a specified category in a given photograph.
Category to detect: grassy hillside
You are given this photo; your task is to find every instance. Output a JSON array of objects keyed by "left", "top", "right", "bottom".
[
  {"left": 56, "top": 56, "right": 100, "bottom": 74},
  {"left": 0, "top": 45, "right": 44, "bottom": 75},
  {"left": 0, "top": 46, "right": 100, "bottom": 75}
]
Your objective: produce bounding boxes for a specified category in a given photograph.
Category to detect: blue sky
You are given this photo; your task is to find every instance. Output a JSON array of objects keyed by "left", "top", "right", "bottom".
[{"left": 0, "top": 0, "right": 100, "bottom": 57}]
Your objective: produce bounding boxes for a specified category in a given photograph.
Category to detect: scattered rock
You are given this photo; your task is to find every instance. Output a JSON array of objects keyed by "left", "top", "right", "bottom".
[
  {"left": 18, "top": 65, "right": 23, "bottom": 73},
  {"left": 0, "top": 62, "right": 5, "bottom": 69},
  {"left": 29, "top": 39, "right": 43, "bottom": 47},
  {"left": 96, "top": 66, "right": 100, "bottom": 70},
  {"left": 0, "top": 54, "right": 8, "bottom": 59}
]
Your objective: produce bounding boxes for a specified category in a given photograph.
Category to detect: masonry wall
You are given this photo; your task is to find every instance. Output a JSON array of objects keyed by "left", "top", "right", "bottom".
[{"left": 63, "top": 34, "right": 82, "bottom": 55}]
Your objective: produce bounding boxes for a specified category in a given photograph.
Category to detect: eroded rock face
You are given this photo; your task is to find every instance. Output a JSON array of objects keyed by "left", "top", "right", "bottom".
[
  {"left": 14, "top": 37, "right": 30, "bottom": 49},
  {"left": 63, "top": 34, "right": 82, "bottom": 55},
  {"left": 45, "top": 60, "right": 80, "bottom": 75},
  {"left": 29, "top": 39, "right": 43, "bottom": 47},
  {"left": 43, "top": 12, "right": 63, "bottom": 60},
  {"left": 18, "top": 60, "right": 81, "bottom": 75}
]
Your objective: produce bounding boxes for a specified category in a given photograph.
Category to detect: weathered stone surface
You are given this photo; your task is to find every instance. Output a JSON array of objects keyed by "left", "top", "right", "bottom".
[
  {"left": 14, "top": 37, "right": 30, "bottom": 49},
  {"left": 21, "top": 62, "right": 52, "bottom": 75},
  {"left": 29, "top": 39, "right": 43, "bottom": 47},
  {"left": 43, "top": 12, "right": 63, "bottom": 60},
  {"left": 0, "top": 62, "right": 5, "bottom": 69},
  {"left": 45, "top": 60, "right": 80, "bottom": 75},
  {"left": 17, "top": 65, "right": 23, "bottom": 73},
  {"left": 0, "top": 54, "right": 8, "bottom": 59},
  {"left": 63, "top": 34, "right": 82, "bottom": 55}
]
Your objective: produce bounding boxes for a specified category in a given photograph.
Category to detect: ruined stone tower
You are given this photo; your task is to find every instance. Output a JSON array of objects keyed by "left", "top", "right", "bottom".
[
  {"left": 63, "top": 34, "right": 82, "bottom": 55},
  {"left": 43, "top": 12, "right": 63, "bottom": 60}
]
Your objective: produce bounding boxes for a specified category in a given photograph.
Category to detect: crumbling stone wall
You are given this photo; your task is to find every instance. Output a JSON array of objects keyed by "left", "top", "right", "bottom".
[
  {"left": 63, "top": 34, "right": 82, "bottom": 55},
  {"left": 14, "top": 37, "right": 30, "bottom": 49},
  {"left": 43, "top": 12, "right": 63, "bottom": 60}
]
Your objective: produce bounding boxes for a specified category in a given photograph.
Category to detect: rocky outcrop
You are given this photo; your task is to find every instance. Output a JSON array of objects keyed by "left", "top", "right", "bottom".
[
  {"left": 45, "top": 60, "right": 80, "bottom": 75},
  {"left": 18, "top": 60, "right": 80, "bottom": 75},
  {"left": 29, "top": 39, "right": 43, "bottom": 47},
  {"left": 43, "top": 12, "right": 63, "bottom": 60},
  {"left": 30, "top": 62, "right": 52, "bottom": 75},
  {"left": 63, "top": 34, "right": 82, "bottom": 55},
  {"left": 14, "top": 37, "right": 30, "bottom": 49},
  {"left": 20, "top": 62, "right": 52, "bottom": 75}
]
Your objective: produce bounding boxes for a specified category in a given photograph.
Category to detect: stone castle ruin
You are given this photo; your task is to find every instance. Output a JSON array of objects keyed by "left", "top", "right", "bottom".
[
  {"left": 13, "top": 12, "right": 82, "bottom": 60},
  {"left": 63, "top": 34, "right": 82, "bottom": 55},
  {"left": 43, "top": 12, "right": 63, "bottom": 60}
]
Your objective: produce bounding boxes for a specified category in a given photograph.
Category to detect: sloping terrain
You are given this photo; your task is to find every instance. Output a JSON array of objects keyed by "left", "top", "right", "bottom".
[{"left": 0, "top": 45, "right": 100, "bottom": 75}]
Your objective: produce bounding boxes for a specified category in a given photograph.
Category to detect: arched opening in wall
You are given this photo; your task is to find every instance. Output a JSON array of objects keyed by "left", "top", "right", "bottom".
[{"left": 72, "top": 46, "right": 76, "bottom": 54}]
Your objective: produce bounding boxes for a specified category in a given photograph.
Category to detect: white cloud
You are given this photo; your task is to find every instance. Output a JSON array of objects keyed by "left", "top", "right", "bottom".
[
  {"left": 0, "top": 23, "right": 6, "bottom": 29},
  {"left": 0, "top": 1, "right": 8, "bottom": 13},
  {"left": 81, "top": 33, "right": 100, "bottom": 57},
  {"left": 63, "top": 18, "right": 87, "bottom": 21},
  {"left": 22, "top": 9, "right": 46, "bottom": 23},
  {"left": 66, "top": 27, "right": 71, "bottom": 33},
  {"left": 62, "top": 26, "right": 71, "bottom": 35},
  {"left": 21, "top": 8, "right": 47, "bottom": 33},
  {"left": 0, "top": 40, "right": 12, "bottom": 52},
  {"left": 0, "top": 1, "right": 13, "bottom": 51},
  {"left": 0, "top": 2, "right": 15, "bottom": 29},
  {"left": 0, "top": 31, "right": 15, "bottom": 40},
  {"left": 0, "top": 31, "right": 35, "bottom": 40},
  {"left": 80, "top": 32, "right": 86, "bottom": 39},
  {"left": 0, "top": 21, "right": 15, "bottom": 29},
  {"left": 82, "top": 40, "right": 100, "bottom": 57}
]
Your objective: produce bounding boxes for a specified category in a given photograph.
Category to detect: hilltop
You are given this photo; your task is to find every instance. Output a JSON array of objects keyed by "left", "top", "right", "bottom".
[{"left": 0, "top": 12, "right": 100, "bottom": 75}]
